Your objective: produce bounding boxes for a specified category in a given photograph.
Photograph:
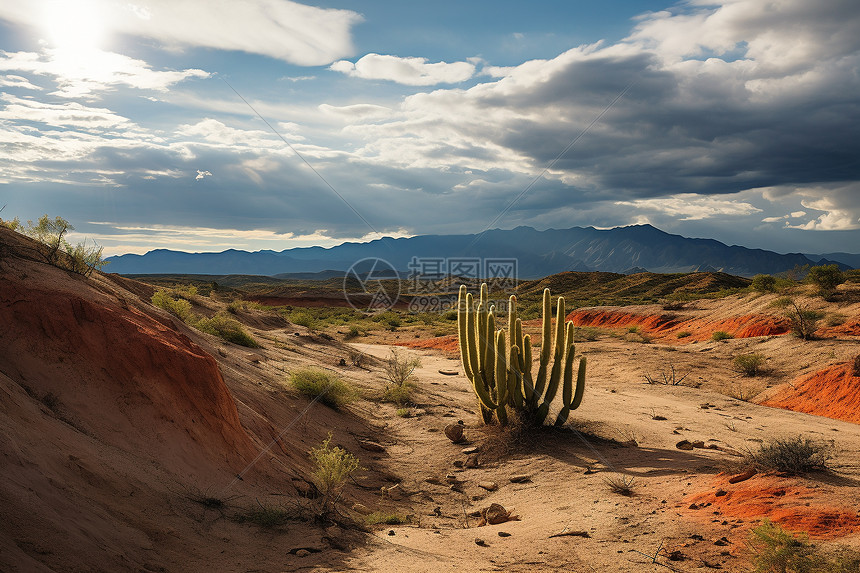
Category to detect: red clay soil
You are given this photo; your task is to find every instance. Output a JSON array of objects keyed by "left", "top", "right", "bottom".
[
  {"left": 397, "top": 335, "right": 460, "bottom": 356},
  {"left": 686, "top": 474, "right": 860, "bottom": 539},
  {"left": 825, "top": 317, "right": 860, "bottom": 337},
  {"left": 0, "top": 247, "right": 256, "bottom": 472},
  {"left": 566, "top": 309, "right": 790, "bottom": 342},
  {"left": 761, "top": 363, "right": 860, "bottom": 424}
]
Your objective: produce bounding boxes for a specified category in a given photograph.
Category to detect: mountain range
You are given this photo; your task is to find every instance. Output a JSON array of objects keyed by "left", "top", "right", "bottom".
[{"left": 105, "top": 224, "right": 855, "bottom": 278}]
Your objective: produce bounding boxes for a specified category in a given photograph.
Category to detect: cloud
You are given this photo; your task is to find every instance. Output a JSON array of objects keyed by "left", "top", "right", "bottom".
[
  {"left": 0, "top": 73, "right": 42, "bottom": 90},
  {"left": 195, "top": 170, "right": 211, "bottom": 180},
  {"left": 330, "top": 53, "right": 476, "bottom": 85},
  {"left": 614, "top": 194, "right": 762, "bottom": 220},
  {"left": 0, "top": 0, "right": 362, "bottom": 66},
  {"left": 0, "top": 49, "right": 209, "bottom": 97}
]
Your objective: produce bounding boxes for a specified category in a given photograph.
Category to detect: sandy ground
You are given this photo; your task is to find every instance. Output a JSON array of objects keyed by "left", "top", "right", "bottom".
[{"left": 2, "top": 226, "right": 860, "bottom": 572}]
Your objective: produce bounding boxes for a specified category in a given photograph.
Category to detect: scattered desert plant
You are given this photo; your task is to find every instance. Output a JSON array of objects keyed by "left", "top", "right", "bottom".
[
  {"left": 769, "top": 296, "right": 794, "bottom": 309},
  {"left": 676, "top": 331, "right": 692, "bottom": 339},
  {"left": 12, "top": 215, "right": 109, "bottom": 276},
  {"left": 785, "top": 300, "right": 824, "bottom": 340},
  {"left": 364, "top": 511, "right": 409, "bottom": 525},
  {"left": 458, "top": 284, "right": 587, "bottom": 426},
  {"left": 825, "top": 313, "right": 847, "bottom": 327},
  {"left": 381, "top": 349, "right": 420, "bottom": 405},
  {"left": 196, "top": 313, "right": 259, "bottom": 348},
  {"left": 627, "top": 325, "right": 640, "bottom": 333},
  {"left": 644, "top": 364, "right": 689, "bottom": 386},
  {"left": 152, "top": 289, "right": 194, "bottom": 322},
  {"left": 806, "top": 264, "right": 845, "bottom": 297},
  {"left": 573, "top": 326, "right": 600, "bottom": 341},
  {"left": 747, "top": 436, "right": 831, "bottom": 475},
  {"left": 747, "top": 519, "right": 860, "bottom": 573},
  {"left": 290, "top": 311, "right": 316, "bottom": 329},
  {"left": 734, "top": 353, "right": 766, "bottom": 376},
  {"left": 726, "top": 381, "right": 762, "bottom": 402},
  {"left": 604, "top": 474, "right": 635, "bottom": 496},
  {"left": 395, "top": 407, "right": 411, "bottom": 418},
  {"left": 310, "top": 433, "right": 361, "bottom": 514},
  {"left": 751, "top": 274, "right": 778, "bottom": 292},
  {"left": 290, "top": 368, "right": 354, "bottom": 408},
  {"left": 344, "top": 324, "right": 361, "bottom": 340},
  {"left": 712, "top": 330, "right": 734, "bottom": 341},
  {"left": 236, "top": 501, "right": 294, "bottom": 528}
]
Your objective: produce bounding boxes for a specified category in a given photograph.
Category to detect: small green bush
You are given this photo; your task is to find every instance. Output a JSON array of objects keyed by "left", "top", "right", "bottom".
[
  {"left": 236, "top": 503, "right": 293, "bottom": 529},
  {"left": 788, "top": 307, "right": 825, "bottom": 340},
  {"left": 196, "top": 313, "right": 258, "bottom": 348},
  {"left": 364, "top": 511, "right": 409, "bottom": 525},
  {"left": 395, "top": 408, "right": 411, "bottom": 418},
  {"left": 751, "top": 274, "right": 778, "bottom": 292},
  {"left": 748, "top": 519, "right": 860, "bottom": 573},
  {"left": 806, "top": 264, "right": 845, "bottom": 293},
  {"left": 310, "top": 433, "right": 361, "bottom": 512},
  {"left": 290, "top": 368, "right": 354, "bottom": 408},
  {"left": 734, "top": 353, "right": 766, "bottom": 376},
  {"left": 381, "top": 349, "right": 420, "bottom": 405},
  {"left": 152, "top": 289, "right": 194, "bottom": 323},
  {"left": 676, "top": 331, "right": 692, "bottom": 339},
  {"left": 290, "top": 311, "right": 316, "bottom": 329},
  {"left": 573, "top": 326, "right": 600, "bottom": 341},
  {"left": 748, "top": 436, "right": 831, "bottom": 475},
  {"left": 712, "top": 330, "right": 734, "bottom": 341},
  {"left": 344, "top": 324, "right": 361, "bottom": 340}
]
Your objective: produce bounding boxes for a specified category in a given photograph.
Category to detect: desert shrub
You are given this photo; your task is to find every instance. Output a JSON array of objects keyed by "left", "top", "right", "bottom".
[
  {"left": 395, "top": 408, "right": 411, "bottom": 418},
  {"left": 806, "top": 264, "right": 845, "bottom": 294},
  {"left": 644, "top": 364, "right": 689, "bottom": 386},
  {"left": 573, "top": 326, "right": 600, "bottom": 341},
  {"left": 825, "top": 313, "right": 847, "bottom": 327},
  {"left": 364, "top": 511, "right": 408, "bottom": 525},
  {"left": 290, "top": 368, "right": 354, "bottom": 408},
  {"left": 290, "top": 311, "right": 316, "bottom": 329},
  {"left": 769, "top": 296, "right": 794, "bottom": 309},
  {"left": 0, "top": 215, "right": 21, "bottom": 230},
  {"left": 152, "top": 289, "right": 194, "bottom": 323},
  {"left": 676, "top": 331, "right": 692, "bottom": 339},
  {"left": 748, "top": 436, "right": 831, "bottom": 475},
  {"left": 196, "top": 313, "right": 258, "bottom": 348},
  {"left": 226, "top": 299, "right": 244, "bottom": 314},
  {"left": 604, "top": 474, "right": 635, "bottom": 496},
  {"left": 712, "top": 330, "right": 734, "bottom": 341},
  {"left": 344, "top": 324, "right": 361, "bottom": 340},
  {"left": 381, "top": 349, "right": 420, "bottom": 405},
  {"left": 787, "top": 305, "right": 825, "bottom": 340},
  {"left": 17, "top": 215, "right": 108, "bottom": 276},
  {"left": 748, "top": 520, "right": 817, "bottom": 573},
  {"left": 309, "top": 433, "right": 361, "bottom": 512},
  {"left": 236, "top": 502, "right": 293, "bottom": 529},
  {"left": 751, "top": 274, "right": 778, "bottom": 292},
  {"left": 734, "top": 353, "right": 766, "bottom": 376}
]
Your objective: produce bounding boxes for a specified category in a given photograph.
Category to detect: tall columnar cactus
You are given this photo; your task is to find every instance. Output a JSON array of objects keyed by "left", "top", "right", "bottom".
[{"left": 457, "top": 283, "right": 586, "bottom": 426}]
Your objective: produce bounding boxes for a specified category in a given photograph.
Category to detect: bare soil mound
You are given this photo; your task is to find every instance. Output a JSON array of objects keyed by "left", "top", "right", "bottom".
[{"left": 761, "top": 363, "right": 860, "bottom": 424}]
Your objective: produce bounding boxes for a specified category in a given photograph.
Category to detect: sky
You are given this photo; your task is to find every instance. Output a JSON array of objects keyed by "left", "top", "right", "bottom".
[{"left": 0, "top": 0, "right": 859, "bottom": 256}]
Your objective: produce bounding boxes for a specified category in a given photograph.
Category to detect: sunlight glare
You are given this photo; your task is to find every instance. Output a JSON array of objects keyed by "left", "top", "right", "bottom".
[{"left": 43, "top": 0, "right": 105, "bottom": 56}]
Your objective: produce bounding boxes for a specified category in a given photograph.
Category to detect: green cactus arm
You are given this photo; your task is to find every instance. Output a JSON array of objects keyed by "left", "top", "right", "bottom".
[
  {"left": 509, "top": 345, "right": 524, "bottom": 410},
  {"left": 465, "top": 293, "right": 482, "bottom": 389},
  {"left": 554, "top": 296, "right": 566, "bottom": 360},
  {"left": 457, "top": 286, "right": 473, "bottom": 381},
  {"left": 486, "top": 311, "right": 496, "bottom": 392},
  {"left": 494, "top": 330, "right": 508, "bottom": 407},
  {"left": 534, "top": 288, "right": 552, "bottom": 397},
  {"left": 477, "top": 300, "right": 488, "bottom": 377},
  {"left": 561, "top": 341, "right": 575, "bottom": 406},
  {"left": 570, "top": 356, "right": 587, "bottom": 410},
  {"left": 521, "top": 335, "right": 535, "bottom": 403}
]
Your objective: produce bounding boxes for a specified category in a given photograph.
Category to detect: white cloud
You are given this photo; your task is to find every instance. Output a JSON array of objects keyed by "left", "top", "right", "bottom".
[
  {"left": 761, "top": 184, "right": 860, "bottom": 231},
  {"left": 614, "top": 194, "right": 762, "bottom": 221},
  {"left": 195, "top": 170, "right": 212, "bottom": 180},
  {"left": 0, "top": 0, "right": 362, "bottom": 66},
  {"left": 330, "top": 53, "right": 475, "bottom": 85},
  {"left": 0, "top": 73, "right": 42, "bottom": 90},
  {"left": 0, "top": 49, "right": 209, "bottom": 97}
]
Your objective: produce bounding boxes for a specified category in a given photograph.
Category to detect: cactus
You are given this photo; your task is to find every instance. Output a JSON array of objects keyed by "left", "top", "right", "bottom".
[{"left": 457, "top": 283, "right": 586, "bottom": 426}]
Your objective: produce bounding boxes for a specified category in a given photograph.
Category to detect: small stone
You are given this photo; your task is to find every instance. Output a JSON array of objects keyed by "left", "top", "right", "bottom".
[
  {"left": 338, "top": 358, "right": 347, "bottom": 366},
  {"left": 453, "top": 460, "right": 464, "bottom": 468},
  {"left": 478, "top": 481, "right": 498, "bottom": 492},
  {"left": 498, "top": 531, "right": 511, "bottom": 537},
  {"left": 475, "top": 538, "right": 488, "bottom": 547},
  {"left": 351, "top": 503, "right": 372, "bottom": 515},
  {"left": 357, "top": 440, "right": 386, "bottom": 452},
  {"left": 461, "top": 446, "right": 480, "bottom": 455},
  {"left": 691, "top": 440, "right": 706, "bottom": 448},
  {"left": 438, "top": 369, "right": 459, "bottom": 376},
  {"left": 729, "top": 469, "right": 757, "bottom": 484},
  {"left": 295, "top": 549, "right": 310, "bottom": 557},
  {"left": 715, "top": 489, "right": 727, "bottom": 497},
  {"left": 444, "top": 424, "right": 465, "bottom": 444},
  {"left": 445, "top": 473, "right": 458, "bottom": 483},
  {"left": 509, "top": 474, "right": 531, "bottom": 483},
  {"left": 464, "top": 455, "right": 480, "bottom": 468},
  {"left": 388, "top": 530, "right": 395, "bottom": 536},
  {"left": 676, "top": 440, "right": 695, "bottom": 450},
  {"left": 714, "top": 536, "right": 730, "bottom": 546}
]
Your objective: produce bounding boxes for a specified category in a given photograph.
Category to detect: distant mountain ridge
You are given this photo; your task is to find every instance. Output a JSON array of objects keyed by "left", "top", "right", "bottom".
[{"left": 106, "top": 224, "right": 854, "bottom": 278}]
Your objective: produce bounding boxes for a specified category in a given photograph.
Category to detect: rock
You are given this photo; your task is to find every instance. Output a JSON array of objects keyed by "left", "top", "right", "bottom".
[
  {"left": 351, "top": 503, "right": 372, "bottom": 515},
  {"left": 481, "top": 503, "right": 517, "bottom": 525},
  {"left": 444, "top": 424, "right": 465, "bottom": 444},
  {"left": 357, "top": 440, "right": 386, "bottom": 452},
  {"left": 338, "top": 358, "right": 347, "bottom": 366},
  {"left": 714, "top": 537, "right": 730, "bottom": 546},
  {"left": 475, "top": 538, "right": 488, "bottom": 547},
  {"left": 498, "top": 531, "right": 511, "bottom": 537},
  {"left": 676, "top": 440, "right": 695, "bottom": 450},
  {"left": 478, "top": 481, "right": 498, "bottom": 492},
  {"left": 452, "top": 460, "right": 464, "bottom": 468},
  {"left": 388, "top": 530, "right": 395, "bottom": 536},
  {"left": 445, "top": 473, "right": 458, "bottom": 483},
  {"left": 464, "top": 455, "right": 480, "bottom": 468},
  {"left": 295, "top": 549, "right": 310, "bottom": 557},
  {"left": 691, "top": 440, "right": 706, "bottom": 448},
  {"left": 509, "top": 474, "right": 531, "bottom": 483},
  {"left": 461, "top": 446, "right": 480, "bottom": 455},
  {"left": 715, "top": 489, "right": 727, "bottom": 497},
  {"left": 728, "top": 468, "right": 757, "bottom": 484},
  {"left": 438, "top": 369, "right": 459, "bottom": 376},
  {"left": 245, "top": 353, "right": 264, "bottom": 363}
]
